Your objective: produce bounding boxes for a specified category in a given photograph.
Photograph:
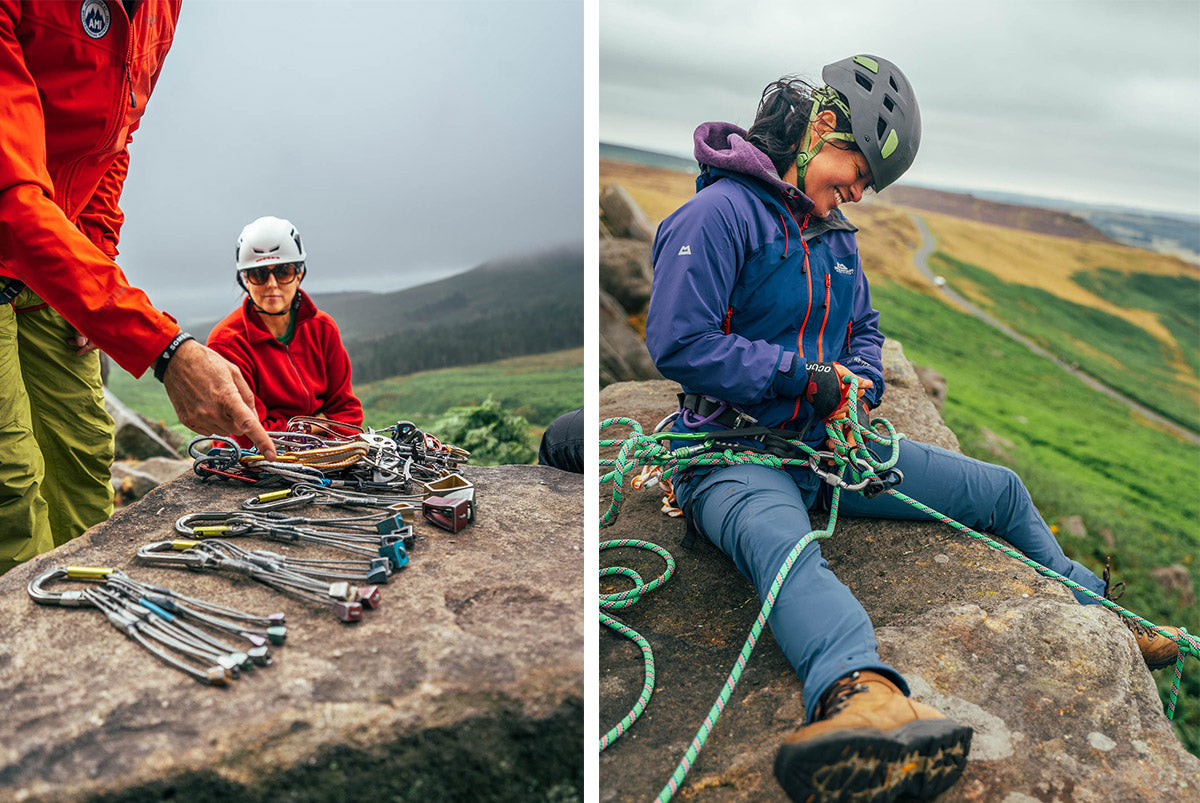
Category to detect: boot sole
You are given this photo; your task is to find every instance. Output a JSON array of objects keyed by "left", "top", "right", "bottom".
[{"left": 774, "top": 718, "right": 973, "bottom": 802}]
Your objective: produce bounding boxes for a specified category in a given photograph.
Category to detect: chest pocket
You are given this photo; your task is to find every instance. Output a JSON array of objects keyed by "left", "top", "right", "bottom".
[{"left": 727, "top": 234, "right": 809, "bottom": 343}]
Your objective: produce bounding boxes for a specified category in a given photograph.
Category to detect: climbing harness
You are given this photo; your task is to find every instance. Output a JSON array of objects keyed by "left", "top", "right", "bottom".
[
  {"left": 598, "top": 375, "right": 1198, "bottom": 802},
  {"left": 137, "top": 539, "right": 383, "bottom": 622},
  {"left": 29, "top": 566, "right": 286, "bottom": 685}
]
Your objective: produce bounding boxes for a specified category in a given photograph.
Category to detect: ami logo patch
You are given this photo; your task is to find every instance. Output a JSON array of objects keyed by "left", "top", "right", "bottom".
[
  {"left": 81, "top": 0, "right": 111, "bottom": 39},
  {"left": 833, "top": 261, "right": 854, "bottom": 275}
]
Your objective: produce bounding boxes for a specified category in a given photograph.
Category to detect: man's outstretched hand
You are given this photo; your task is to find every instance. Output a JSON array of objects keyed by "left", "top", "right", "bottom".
[{"left": 161, "top": 339, "right": 277, "bottom": 460}]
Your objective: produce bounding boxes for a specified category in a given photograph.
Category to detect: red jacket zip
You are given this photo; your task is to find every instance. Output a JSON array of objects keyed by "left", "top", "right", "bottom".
[
  {"left": 817, "top": 274, "right": 831, "bottom": 361},
  {"left": 789, "top": 212, "right": 813, "bottom": 422}
]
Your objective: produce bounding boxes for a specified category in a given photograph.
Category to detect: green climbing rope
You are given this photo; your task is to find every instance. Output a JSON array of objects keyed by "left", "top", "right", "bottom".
[{"left": 598, "top": 376, "right": 1198, "bottom": 802}]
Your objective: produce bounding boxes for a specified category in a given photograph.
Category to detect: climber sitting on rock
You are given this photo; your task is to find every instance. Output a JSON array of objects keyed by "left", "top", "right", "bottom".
[
  {"left": 208, "top": 217, "right": 364, "bottom": 446},
  {"left": 644, "top": 55, "right": 1183, "bottom": 802}
]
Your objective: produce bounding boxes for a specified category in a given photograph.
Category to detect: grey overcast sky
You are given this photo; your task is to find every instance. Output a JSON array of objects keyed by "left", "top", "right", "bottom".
[
  {"left": 600, "top": 0, "right": 1200, "bottom": 217},
  {"left": 117, "top": 0, "right": 582, "bottom": 326}
]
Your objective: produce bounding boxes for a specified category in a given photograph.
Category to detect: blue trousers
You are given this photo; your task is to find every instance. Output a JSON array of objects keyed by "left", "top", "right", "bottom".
[{"left": 673, "top": 439, "right": 1106, "bottom": 721}]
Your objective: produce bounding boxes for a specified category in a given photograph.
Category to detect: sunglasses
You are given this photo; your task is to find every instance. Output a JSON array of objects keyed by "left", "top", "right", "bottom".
[{"left": 243, "top": 263, "right": 301, "bottom": 286}]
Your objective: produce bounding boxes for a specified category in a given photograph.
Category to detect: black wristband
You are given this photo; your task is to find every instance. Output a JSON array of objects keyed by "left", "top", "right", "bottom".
[{"left": 153, "top": 331, "right": 195, "bottom": 383}]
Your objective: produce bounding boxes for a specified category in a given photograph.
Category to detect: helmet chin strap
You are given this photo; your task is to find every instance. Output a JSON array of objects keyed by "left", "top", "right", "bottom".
[
  {"left": 794, "top": 86, "right": 855, "bottom": 193},
  {"left": 248, "top": 286, "right": 302, "bottom": 317}
]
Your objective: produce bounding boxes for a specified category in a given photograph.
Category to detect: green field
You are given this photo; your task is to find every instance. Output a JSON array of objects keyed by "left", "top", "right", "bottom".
[
  {"left": 106, "top": 348, "right": 583, "bottom": 464},
  {"left": 929, "top": 252, "right": 1200, "bottom": 432},
  {"left": 871, "top": 278, "right": 1200, "bottom": 751}
]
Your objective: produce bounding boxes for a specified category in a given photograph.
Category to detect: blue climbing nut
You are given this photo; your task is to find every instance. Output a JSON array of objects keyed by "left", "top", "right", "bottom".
[
  {"left": 379, "top": 542, "right": 409, "bottom": 571},
  {"left": 266, "top": 625, "right": 287, "bottom": 645},
  {"left": 375, "top": 513, "right": 407, "bottom": 534}
]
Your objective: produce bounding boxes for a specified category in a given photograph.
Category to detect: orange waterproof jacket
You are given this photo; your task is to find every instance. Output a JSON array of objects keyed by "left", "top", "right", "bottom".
[{"left": 0, "top": 0, "right": 182, "bottom": 375}]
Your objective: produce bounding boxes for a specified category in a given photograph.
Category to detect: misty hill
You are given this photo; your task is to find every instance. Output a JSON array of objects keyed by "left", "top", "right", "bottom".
[{"left": 194, "top": 244, "right": 582, "bottom": 384}]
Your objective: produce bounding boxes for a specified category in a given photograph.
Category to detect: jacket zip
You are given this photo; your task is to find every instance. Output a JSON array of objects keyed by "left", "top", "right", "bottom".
[
  {"left": 58, "top": 13, "right": 136, "bottom": 216},
  {"left": 283, "top": 344, "right": 316, "bottom": 413},
  {"left": 789, "top": 211, "right": 812, "bottom": 423},
  {"left": 817, "top": 274, "right": 831, "bottom": 361}
]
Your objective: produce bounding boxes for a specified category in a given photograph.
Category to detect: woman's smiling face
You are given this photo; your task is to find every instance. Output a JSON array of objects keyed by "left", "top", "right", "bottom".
[
  {"left": 802, "top": 143, "right": 873, "bottom": 218},
  {"left": 784, "top": 109, "right": 875, "bottom": 218}
]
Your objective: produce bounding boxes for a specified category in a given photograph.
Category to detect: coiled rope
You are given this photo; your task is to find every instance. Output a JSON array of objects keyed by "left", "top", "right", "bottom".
[{"left": 598, "top": 377, "right": 1198, "bottom": 802}]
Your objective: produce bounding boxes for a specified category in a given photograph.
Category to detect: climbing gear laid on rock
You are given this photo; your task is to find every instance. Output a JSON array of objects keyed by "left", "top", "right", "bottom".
[
  {"left": 599, "top": 372, "right": 1198, "bottom": 802},
  {"left": 422, "top": 496, "right": 470, "bottom": 533},
  {"left": 174, "top": 510, "right": 412, "bottom": 572},
  {"left": 774, "top": 670, "right": 972, "bottom": 802},
  {"left": 29, "top": 566, "right": 285, "bottom": 685},
  {"left": 137, "top": 539, "right": 383, "bottom": 623},
  {"left": 188, "top": 418, "right": 469, "bottom": 490}
]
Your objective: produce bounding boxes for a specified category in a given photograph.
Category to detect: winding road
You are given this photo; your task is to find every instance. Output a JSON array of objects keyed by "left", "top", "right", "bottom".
[{"left": 908, "top": 214, "right": 1200, "bottom": 446}]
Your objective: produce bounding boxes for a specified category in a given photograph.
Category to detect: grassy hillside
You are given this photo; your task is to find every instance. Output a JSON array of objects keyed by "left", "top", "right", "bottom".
[
  {"left": 601, "top": 159, "right": 1200, "bottom": 752},
  {"left": 106, "top": 348, "right": 583, "bottom": 463}
]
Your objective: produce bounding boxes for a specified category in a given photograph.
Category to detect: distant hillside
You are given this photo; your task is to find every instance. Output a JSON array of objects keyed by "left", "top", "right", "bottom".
[
  {"left": 600, "top": 142, "right": 697, "bottom": 173},
  {"left": 874, "top": 185, "right": 1115, "bottom": 243},
  {"left": 194, "top": 244, "right": 583, "bottom": 383}
]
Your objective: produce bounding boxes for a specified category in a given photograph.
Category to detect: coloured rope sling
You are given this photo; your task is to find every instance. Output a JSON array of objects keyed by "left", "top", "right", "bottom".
[
  {"left": 29, "top": 566, "right": 286, "bottom": 686},
  {"left": 598, "top": 374, "right": 1199, "bottom": 802}
]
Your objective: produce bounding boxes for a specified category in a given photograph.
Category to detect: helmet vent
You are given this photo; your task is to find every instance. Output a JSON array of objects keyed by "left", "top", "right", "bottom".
[
  {"left": 855, "top": 73, "right": 873, "bottom": 92},
  {"left": 883, "top": 95, "right": 895, "bottom": 112},
  {"left": 889, "top": 76, "right": 900, "bottom": 92},
  {"left": 877, "top": 118, "right": 887, "bottom": 139}
]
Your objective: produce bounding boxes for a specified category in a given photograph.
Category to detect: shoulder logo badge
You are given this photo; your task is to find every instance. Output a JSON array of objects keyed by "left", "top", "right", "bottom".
[
  {"left": 677, "top": 245, "right": 692, "bottom": 256},
  {"left": 833, "top": 261, "right": 854, "bottom": 275},
  {"left": 81, "top": 0, "right": 111, "bottom": 39}
]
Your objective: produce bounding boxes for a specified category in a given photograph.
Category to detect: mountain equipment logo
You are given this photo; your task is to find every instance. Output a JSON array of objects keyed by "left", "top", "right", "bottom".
[
  {"left": 678, "top": 245, "right": 692, "bottom": 256},
  {"left": 833, "top": 261, "right": 854, "bottom": 275},
  {"left": 81, "top": 0, "right": 111, "bottom": 39}
]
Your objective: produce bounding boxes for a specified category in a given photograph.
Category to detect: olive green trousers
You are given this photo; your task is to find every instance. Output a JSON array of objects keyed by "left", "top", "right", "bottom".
[{"left": 0, "top": 287, "right": 114, "bottom": 574}]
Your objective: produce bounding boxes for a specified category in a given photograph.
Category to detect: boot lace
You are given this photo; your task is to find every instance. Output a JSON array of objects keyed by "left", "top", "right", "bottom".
[{"left": 815, "top": 671, "right": 868, "bottom": 720}]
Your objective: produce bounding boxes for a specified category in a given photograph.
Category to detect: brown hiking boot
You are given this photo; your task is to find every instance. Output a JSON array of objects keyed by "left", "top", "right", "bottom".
[
  {"left": 1103, "top": 558, "right": 1181, "bottom": 670},
  {"left": 1123, "top": 619, "right": 1182, "bottom": 670},
  {"left": 774, "top": 671, "right": 972, "bottom": 802}
]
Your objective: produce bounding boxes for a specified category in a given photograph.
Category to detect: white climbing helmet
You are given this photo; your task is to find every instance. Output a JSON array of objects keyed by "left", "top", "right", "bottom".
[{"left": 235, "top": 216, "right": 306, "bottom": 273}]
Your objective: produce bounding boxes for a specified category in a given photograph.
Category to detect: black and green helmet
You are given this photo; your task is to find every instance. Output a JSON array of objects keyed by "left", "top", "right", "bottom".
[{"left": 822, "top": 54, "right": 921, "bottom": 192}]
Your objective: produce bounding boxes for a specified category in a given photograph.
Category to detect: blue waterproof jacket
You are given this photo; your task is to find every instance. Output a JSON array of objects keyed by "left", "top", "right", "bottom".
[{"left": 646, "top": 122, "right": 885, "bottom": 448}]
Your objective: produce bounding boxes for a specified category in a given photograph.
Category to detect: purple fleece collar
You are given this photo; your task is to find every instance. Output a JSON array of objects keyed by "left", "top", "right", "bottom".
[{"left": 693, "top": 121, "right": 807, "bottom": 200}]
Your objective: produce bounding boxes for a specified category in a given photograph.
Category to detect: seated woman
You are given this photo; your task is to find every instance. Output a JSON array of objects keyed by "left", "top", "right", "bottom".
[{"left": 208, "top": 216, "right": 363, "bottom": 445}]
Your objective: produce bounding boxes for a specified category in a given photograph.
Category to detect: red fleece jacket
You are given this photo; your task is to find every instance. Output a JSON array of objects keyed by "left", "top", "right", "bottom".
[{"left": 207, "top": 290, "right": 363, "bottom": 443}]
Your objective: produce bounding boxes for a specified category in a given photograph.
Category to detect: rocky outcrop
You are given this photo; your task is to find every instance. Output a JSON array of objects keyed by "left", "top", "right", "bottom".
[
  {"left": 0, "top": 464, "right": 583, "bottom": 801},
  {"left": 110, "top": 457, "right": 191, "bottom": 506},
  {"left": 104, "top": 388, "right": 184, "bottom": 461},
  {"left": 598, "top": 341, "right": 1199, "bottom": 801},
  {"left": 600, "top": 290, "right": 662, "bottom": 387},
  {"left": 599, "top": 238, "right": 654, "bottom": 314},
  {"left": 600, "top": 184, "right": 655, "bottom": 243},
  {"left": 600, "top": 186, "right": 662, "bottom": 387}
]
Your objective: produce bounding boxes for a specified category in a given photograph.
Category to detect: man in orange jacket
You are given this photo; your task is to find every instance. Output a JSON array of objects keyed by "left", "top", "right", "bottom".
[{"left": 0, "top": 0, "right": 276, "bottom": 572}]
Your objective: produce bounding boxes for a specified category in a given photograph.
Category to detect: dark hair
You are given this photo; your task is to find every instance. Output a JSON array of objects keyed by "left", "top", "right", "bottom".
[{"left": 746, "top": 76, "right": 856, "bottom": 177}]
